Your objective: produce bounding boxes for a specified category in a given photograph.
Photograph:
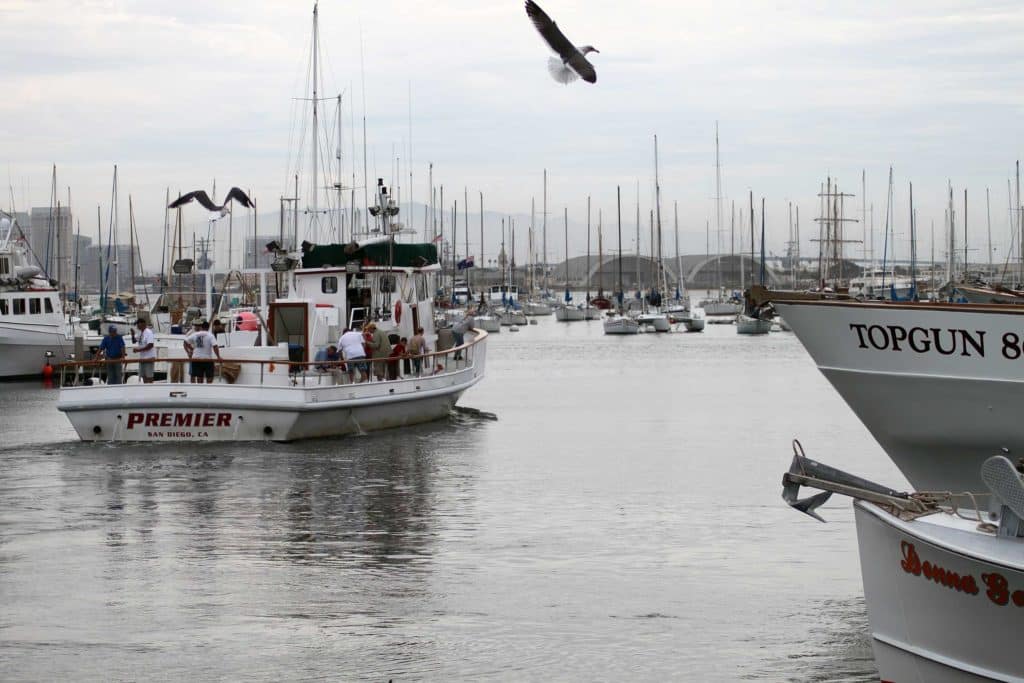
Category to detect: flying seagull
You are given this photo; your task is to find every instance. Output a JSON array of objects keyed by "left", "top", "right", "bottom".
[
  {"left": 168, "top": 187, "right": 254, "bottom": 216},
  {"left": 524, "top": 0, "right": 599, "bottom": 85}
]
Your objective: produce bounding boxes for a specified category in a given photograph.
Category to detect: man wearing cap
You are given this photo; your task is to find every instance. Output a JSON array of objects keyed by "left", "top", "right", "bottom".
[
  {"left": 132, "top": 318, "right": 156, "bottom": 383},
  {"left": 96, "top": 325, "right": 126, "bottom": 385}
]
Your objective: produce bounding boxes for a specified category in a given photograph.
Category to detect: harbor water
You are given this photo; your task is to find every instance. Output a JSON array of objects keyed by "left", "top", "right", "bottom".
[{"left": 0, "top": 316, "right": 908, "bottom": 681}]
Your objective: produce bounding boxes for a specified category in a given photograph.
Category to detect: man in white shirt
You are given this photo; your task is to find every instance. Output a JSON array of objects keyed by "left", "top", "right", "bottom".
[
  {"left": 133, "top": 318, "right": 156, "bottom": 383},
  {"left": 338, "top": 327, "right": 368, "bottom": 383},
  {"left": 184, "top": 320, "right": 221, "bottom": 384}
]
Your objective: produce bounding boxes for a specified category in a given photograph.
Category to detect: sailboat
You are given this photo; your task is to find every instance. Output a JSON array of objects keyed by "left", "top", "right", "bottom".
[
  {"left": 522, "top": 195, "right": 553, "bottom": 315},
  {"left": 604, "top": 186, "right": 639, "bottom": 335},
  {"left": 699, "top": 123, "right": 743, "bottom": 317},
  {"left": 665, "top": 202, "right": 704, "bottom": 331},
  {"left": 590, "top": 209, "right": 612, "bottom": 310},
  {"left": 581, "top": 197, "right": 602, "bottom": 320},
  {"left": 736, "top": 193, "right": 772, "bottom": 335},
  {"left": 555, "top": 208, "right": 585, "bottom": 321},
  {"left": 634, "top": 136, "right": 671, "bottom": 332}
]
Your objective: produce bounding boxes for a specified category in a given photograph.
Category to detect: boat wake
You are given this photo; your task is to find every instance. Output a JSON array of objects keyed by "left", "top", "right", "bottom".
[{"left": 451, "top": 406, "right": 499, "bottom": 423}]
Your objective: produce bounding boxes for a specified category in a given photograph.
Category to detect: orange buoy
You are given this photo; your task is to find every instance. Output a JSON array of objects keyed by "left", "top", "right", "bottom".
[
  {"left": 42, "top": 364, "right": 54, "bottom": 379},
  {"left": 395, "top": 300, "right": 402, "bottom": 324}
]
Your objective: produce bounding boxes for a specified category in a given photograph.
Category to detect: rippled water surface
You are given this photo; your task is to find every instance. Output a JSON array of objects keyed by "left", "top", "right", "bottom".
[{"left": 0, "top": 314, "right": 908, "bottom": 681}]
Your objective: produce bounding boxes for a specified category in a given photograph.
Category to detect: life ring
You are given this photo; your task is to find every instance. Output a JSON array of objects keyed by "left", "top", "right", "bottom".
[{"left": 395, "top": 300, "right": 402, "bottom": 324}]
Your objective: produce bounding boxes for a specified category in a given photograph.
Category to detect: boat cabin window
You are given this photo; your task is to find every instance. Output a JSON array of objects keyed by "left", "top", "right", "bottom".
[
  {"left": 379, "top": 275, "right": 396, "bottom": 293},
  {"left": 0, "top": 257, "right": 9, "bottom": 276},
  {"left": 29, "top": 298, "right": 41, "bottom": 314},
  {"left": 0, "top": 299, "right": 7, "bottom": 315},
  {"left": 45, "top": 298, "right": 54, "bottom": 313},
  {"left": 321, "top": 276, "right": 338, "bottom": 294},
  {"left": 13, "top": 298, "right": 25, "bottom": 315}
]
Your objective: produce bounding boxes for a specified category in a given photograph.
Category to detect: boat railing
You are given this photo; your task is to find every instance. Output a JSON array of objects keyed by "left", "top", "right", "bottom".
[{"left": 56, "top": 329, "right": 488, "bottom": 388}]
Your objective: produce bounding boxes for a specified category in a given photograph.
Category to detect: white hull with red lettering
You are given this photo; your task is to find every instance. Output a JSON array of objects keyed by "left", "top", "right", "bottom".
[
  {"left": 56, "top": 332, "right": 488, "bottom": 442},
  {"left": 772, "top": 298, "right": 1024, "bottom": 493},
  {"left": 856, "top": 499, "right": 1024, "bottom": 682}
]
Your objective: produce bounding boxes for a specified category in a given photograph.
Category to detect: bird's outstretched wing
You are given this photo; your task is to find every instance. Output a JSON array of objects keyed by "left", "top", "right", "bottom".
[
  {"left": 525, "top": 1, "right": 575, "bottom": 62},
  {"left": 223, "top": 187, "right": 254, "bottom": 209},
  {"left": 566, "top": 52, "right": 597, "bottom": 83},
  {"left": 168, "top": 190, "right": 219, "bottom": 211}
]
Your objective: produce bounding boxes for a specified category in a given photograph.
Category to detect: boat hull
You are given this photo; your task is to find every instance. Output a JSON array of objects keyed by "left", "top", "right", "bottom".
[
  {"left": 500, "top": 310, "right": 528, "bottom": 326},
  {"left": 736, "top": 314, "right": 772, "bottom": 335},
  {"left": 58, "top": 370, "right": 482, "bottom": 442},
  {"left": 636, "top": 314, "right": 672, "bottom": 332},
  {"left": 603, "top": 317, "right": 639, "bottom": 335},
  {"left": 521, "top": 301, "right": 553, "bottom": 316},
  {"left": 701, "top": 301, "right": 742, "bottom": 316},
  {"left": 775, "top": 299, "right": 1024, "bottom": 492},
  {"left": 555, "top": 306, "right": 585, "bottom": 322},
  {"left": 0, "top": 322, "right": 74, "bottom": 378},
  {"left": 855, "top": 500, "right": 1024, "bottom": 682}
]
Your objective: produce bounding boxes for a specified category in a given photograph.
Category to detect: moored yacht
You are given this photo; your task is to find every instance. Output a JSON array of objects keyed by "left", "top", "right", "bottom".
[{"left": 0, "top": 212, "right": 78, "bottom": 378}]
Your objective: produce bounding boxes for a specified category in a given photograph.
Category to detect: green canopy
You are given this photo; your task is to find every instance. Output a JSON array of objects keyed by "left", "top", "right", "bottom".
[{"left": 301, "top": 241, "right": 439, "bottom": 269}]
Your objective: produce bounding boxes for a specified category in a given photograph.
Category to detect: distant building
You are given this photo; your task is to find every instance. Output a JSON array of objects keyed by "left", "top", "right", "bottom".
[{"left": 28, "top": 206, "right": 74, "bottom": 285}]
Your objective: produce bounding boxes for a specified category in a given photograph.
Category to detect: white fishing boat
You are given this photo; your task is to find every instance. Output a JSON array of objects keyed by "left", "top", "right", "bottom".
[
  {"left": 761, "top": 290, "right": 1024, "bottom": 493},
  {"left": 57, "top": 196, "right": 487, "bottom": 441},
  {"left": 57, "top": 329, "right": 486, "bottom": 442},
  {"left": 781, "top": 448, "right": 1024, "bottom": 683},
  {"left": 0, "top": 212, "right": 79, "bottom": 378}
]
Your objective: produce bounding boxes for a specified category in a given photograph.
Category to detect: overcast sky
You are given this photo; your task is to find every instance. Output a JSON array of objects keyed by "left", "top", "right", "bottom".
[{"left": 2, "top": 0, "right": 1023, "bottom": 269}]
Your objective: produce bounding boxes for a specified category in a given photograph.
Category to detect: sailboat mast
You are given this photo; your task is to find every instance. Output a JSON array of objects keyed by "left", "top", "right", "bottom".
[
  {"left": 586, "top": 195, "right": 591, "bottom": 303},
  {"left": 542, "top": 169, "right": 548, "bottom": 293},
  {"left": 654, "top": 134, "right": 665, "bottom": 296},
  {"left": 987, "top": 186, "right": 993, "bottom": 272},
  {"left": 479, "top": 191, "right": 484, "bottom": 301},
  {"left": 964, "top": 189, "right": 968, "bottom": 275},
  {"left": 1011, "top": 162, "right": 1019, "bottom": 282},
  {"left": 530, "top": 197, "right": 536, "bottom": 296},
  {"left": 760, "top": 197, "right": 766, "bottom": 286},
  {"left": 310, "top": 2, "right": 319, "bottom": 241},
  {"left": 464, "top": 187, "right": 469, "bottom": 292},
  {"left": 616, "top": 186, "right": 623, "bottom": 310},
  {"left": 563, "top": 207, "right": 569, "bottom": 298},
  {"left": 129, "top": 195, "right": 136, "bottom": 293},
  {"left": 749, "top": 191, "right": 754, "bottom": 288},
  {"left": 714, "top": 122, "right": 722, "bottom": 291},
  {"left": 673, "top": 202, "right": 681, "bottom": 297},
  {"left": 598, "top": 209, "right": 604, "bottom": 296},
  {"left": 112, "top": 165, "right": 120, "bottom": 299}
]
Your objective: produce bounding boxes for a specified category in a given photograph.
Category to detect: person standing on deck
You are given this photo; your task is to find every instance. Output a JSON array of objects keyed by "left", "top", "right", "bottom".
[
  {"left": 96, "top": 325, "right": 125, "bottom": 385},
  {"left": 408, "top": 327, "right": 430, "bottom": 376},
  {"left": 365, "top": 322, "right": 392, "bottom": 381},
  {"left": 132, "top": 319, "right": 156, "bottom": 383},
  {"left": 338, "top": 327, "right": 368, "bottom": 383},
  {"left": 184, "top": 321, "right": 221, "bottom": 384}
]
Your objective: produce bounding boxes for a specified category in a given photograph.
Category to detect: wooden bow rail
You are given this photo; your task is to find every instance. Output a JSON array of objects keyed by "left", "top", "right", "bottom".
[{"left": 56, "top": 329, "right": 486, "bottom": 387}]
